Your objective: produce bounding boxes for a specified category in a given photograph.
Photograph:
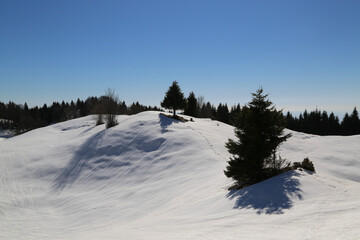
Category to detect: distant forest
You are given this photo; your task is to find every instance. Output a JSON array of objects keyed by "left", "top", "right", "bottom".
[
  {"left": 0, "top": 97, "right": 160, "bottom": 134},
  {"left": 285, "top": 108, "right": 360, "bottom": 136},
  {"left": 0, "top": 94, "right": 359, "bottom": 136}
]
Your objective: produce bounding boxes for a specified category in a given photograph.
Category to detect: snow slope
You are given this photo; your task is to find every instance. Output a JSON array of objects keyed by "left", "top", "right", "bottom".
[
  {"left": 1, "top": 111, "right": 359, "bottom": 239},
  {"left": 0, "top": 129, "right": 14, "bottom": 142}
]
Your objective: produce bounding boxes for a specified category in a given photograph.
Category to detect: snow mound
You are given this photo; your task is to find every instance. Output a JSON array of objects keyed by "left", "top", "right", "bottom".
[{"left": 0, "top": 111, "right": 359, "bottom": 239}]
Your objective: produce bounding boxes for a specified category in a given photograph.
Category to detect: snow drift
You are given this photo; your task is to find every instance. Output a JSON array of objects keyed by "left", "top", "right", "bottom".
[{"left": 1, "top": 111, "right": 359, "bottom": 239}]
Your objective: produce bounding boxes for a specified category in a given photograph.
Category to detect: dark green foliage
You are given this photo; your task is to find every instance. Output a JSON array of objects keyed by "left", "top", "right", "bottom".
[
  {"left": 161, "top": 81, "right": 187, "bottom": 117},
  {"left": 285, "top": 107, "right": 360, "bottom": 136},
  {"left": 129, "top": 101, "right": 144, "bottom": 115},
  {"left": 216, "top": 103, "right": 230, "bottom": 124},
  {"left": 0, "top": 97, "right": 159, "bottom": 134},
  {"left": 199, "top": 102, "right": 216, "bottom": 119},
  {"left": 292, "top": 162, "right": 302, "bottom": 169},
  {"left": 293, "top": 157, "right": 315, "bottom": 172},
  {"left": 225, "top": 88, "right": 291, "bottom": 188},
  {"left": 184, "top": 91, "right": 198, "bottom": 117},
  {"left": 301, "top": 157, "right": 315, "bottom": 172},
  {"left": 341, "top": 108, "right": 360, "bottom": 135},
  {"left": 118, "top": 101, "right": 127, "bottom": 114},
  {"left": 229, "top": 104, "right": 241, "bottom": 125}
]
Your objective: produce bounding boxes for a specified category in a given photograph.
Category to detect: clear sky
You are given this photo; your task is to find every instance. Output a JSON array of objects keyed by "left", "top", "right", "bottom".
[{"left": 1, "top": 0, "right": 359, "bottom": 116}]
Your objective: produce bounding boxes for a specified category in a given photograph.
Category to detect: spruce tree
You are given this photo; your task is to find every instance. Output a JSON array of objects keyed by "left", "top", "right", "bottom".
[
  {"left": 216, "top": 103, "right": 230, "bottom": 124},
  {"left": 230, "top": 104, "right": 241, "bottom": 125},
  {"left": 224, "top": 88, "right": 291, "bottom": 188},
  {"left": 328, "top": 112, "right": 340, "bottom": 135},
  {"left": 184, "top": 91, "right": 198, "bottom": 117},
  {"left": 161, "top": 81, "right": 186, "bottom": 117},
  {"left": 350, "top": 107, "right": 360, "bottom": 134},
  {"left": 341, "top": 113, "right": 352, "bottom": 135}
]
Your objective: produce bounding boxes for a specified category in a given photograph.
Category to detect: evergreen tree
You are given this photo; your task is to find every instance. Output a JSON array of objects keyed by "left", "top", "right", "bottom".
[
  {"left": 199, "top": 102, "right": 216, "bottom": 119},
  {"left": 285, "top": 111, "right": 295, "bottom": 130},
  {"left": 350, "top": 107, "right": 360, "bottom": 134},
  {"left": 161, "top": 81, "right": 186, "bottom": 117},
  {"left": 184, "top": 91, "right": 198, "bottom": 117},
  {"left": 216, "top": 103, "right": 230, "bottom": 124},
  {"left": 320, "top": 111, "right": 329, "bottom": 135},
  {"left": 118, "top": 101, "right": 127, "bottom": 114},
  {"left": 341, "top": 113, "right": 352, "bottom": 135},
  {"left": 129, "top": 101, "right": 142, "bottom": 114},
  {"left": 224, "top": 88, "right": 291, "bottom": 188},
  {"left": 328, "top": 112, "right": 340, "bottom": 135},
  {"left": 229, "top": 104, "right": 241, "bottom": 125}
]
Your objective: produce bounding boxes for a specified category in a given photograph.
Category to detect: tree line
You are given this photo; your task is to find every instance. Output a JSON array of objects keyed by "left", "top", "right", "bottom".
[
  {"left": 172, "top": 82, "right": 359, "bottom": 136},
  {"left": 0, "top": 97, "right": 159, "bottom": 133},
  {"left": 160, "top": 82, "right": 241, "bottom": 124},
  {"left": 0, "top": 92, "right": 238, "bottom": 134},
  {"left": 1, "top": 82, "right": 359, "bottom": 136},
  {"left": 285, "top": 108, "right": 360, "bottom": 136}
]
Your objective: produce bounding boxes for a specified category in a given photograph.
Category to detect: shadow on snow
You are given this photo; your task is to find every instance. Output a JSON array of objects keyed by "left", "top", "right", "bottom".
[
  {"left": 52, "top": 118, "right": 168, "bottom": 193},
  {"left": 51, "top": 129, "right": 130, "bottom": 192},
  {"left": 158, "top": 113, "right": 180, "bottom": 133},
  {"left": 226, "top": 171, "right": 303, "bottom": 214}
]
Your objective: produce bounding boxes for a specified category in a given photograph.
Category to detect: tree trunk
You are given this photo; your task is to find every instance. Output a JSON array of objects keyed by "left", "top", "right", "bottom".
[{"left": 173, "top": 108, "right": 176, "bottom": 117}]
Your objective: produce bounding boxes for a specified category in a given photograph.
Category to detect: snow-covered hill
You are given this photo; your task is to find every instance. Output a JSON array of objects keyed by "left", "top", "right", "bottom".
[
  {"left": 0, "top": 129, "right": 14, "bottom": 142},
  {"left": 1, "top": 111, "right": 359, "bottom": 239}
]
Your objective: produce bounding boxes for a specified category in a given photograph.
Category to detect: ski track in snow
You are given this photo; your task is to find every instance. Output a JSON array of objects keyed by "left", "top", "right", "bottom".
[{"left": 0, "top": 111, "right": 360, "bottom": 239}]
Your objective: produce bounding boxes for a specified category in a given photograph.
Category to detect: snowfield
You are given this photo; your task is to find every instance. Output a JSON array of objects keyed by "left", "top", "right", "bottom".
[{"left": 1, "top": 111, "right": 359, "bottom": 239}]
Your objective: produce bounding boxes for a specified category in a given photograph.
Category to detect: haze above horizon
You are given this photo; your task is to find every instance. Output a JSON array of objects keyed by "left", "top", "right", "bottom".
[{"left": 1, "top": 0, "right": 359, "bottom": 116}]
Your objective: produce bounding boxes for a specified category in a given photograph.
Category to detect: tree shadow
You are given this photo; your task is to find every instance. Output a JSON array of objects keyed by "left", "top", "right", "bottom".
[
  {"left": 52, "top": 122, "right": 168, "bottom": 193},
  {"left": 226, "top": 171, "right": 303, "bottom": 214},
  {"left": 51, "top": 130, "right": 132, "bottom": 193},
  {"left": 158, "top": 113, "right": 180, "bottom": 133}
]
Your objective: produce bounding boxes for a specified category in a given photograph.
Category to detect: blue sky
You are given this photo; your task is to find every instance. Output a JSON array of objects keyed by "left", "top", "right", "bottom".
[{"left": 1, "top": 0, "right": 359, "bottom": 116}]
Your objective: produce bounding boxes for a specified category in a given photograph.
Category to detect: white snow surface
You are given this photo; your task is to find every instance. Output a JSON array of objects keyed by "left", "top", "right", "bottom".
[{"left": 1, "top": 111, "right": 359, "bottom": 239}]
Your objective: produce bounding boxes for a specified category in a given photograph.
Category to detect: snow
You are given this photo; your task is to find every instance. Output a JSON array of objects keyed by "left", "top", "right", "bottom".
[
  {"left": 0, "top": 129, "right": 14, "bottom": 142},
  {"left": 0, "top": 111, "right": 359, "bottom": 239}
]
